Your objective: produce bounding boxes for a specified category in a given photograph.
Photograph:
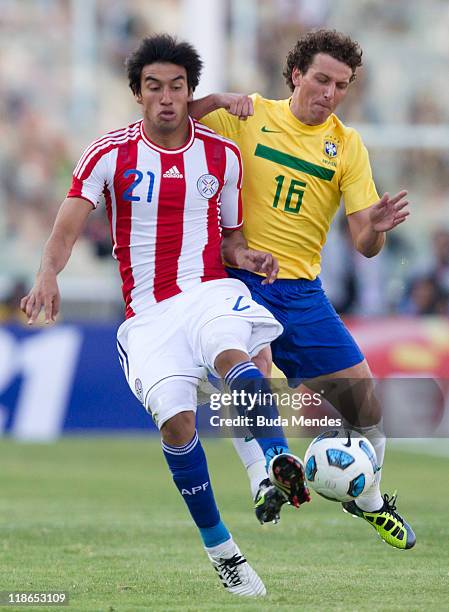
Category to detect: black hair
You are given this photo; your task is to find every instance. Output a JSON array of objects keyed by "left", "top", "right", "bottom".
[
  {"left": 126, "top": 34, "right": 203, "bottom": 95},
  {"left": 283, "top": 29, "right": 363, "bottom": 91}
]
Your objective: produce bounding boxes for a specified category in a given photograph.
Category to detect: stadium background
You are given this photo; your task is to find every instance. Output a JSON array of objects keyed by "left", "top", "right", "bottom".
[
  {"left": 1, "top": 0, "right": 448, "bottom": 438},
  {"left": 0, "top": 2, "right": 448, "bottom": 610}
]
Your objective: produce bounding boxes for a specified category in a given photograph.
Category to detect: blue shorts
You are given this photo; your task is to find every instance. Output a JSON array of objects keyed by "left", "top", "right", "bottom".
[{"left": 226, "top": 268, "right": 364, "bottom": 381}]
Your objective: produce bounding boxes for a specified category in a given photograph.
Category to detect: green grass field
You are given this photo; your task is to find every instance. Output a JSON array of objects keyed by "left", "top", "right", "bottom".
[{"left": 1, "top": 437, "right": 448, "bottom": 612}]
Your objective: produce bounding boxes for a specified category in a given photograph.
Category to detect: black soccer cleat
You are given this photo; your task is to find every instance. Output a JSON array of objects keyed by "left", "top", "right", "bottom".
[
  {"left": 254, "top": 478, "right": 288, "bottom": 524},
  {"left": 268, "top": 453, "right": 311, "bottom": 509}
]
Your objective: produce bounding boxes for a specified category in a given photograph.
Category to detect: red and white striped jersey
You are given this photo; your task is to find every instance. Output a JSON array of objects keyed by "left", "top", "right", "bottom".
[{"left": 68, "top": 117, "right": 243, "bottom": 318}]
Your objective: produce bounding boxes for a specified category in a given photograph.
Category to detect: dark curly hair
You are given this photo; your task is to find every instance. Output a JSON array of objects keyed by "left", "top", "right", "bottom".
[
  {"left": 283, "top": 29, "right": 363, "bottom": 91},
  {"left": 126, "top": 34, "right": 203, "bottom": 95}
]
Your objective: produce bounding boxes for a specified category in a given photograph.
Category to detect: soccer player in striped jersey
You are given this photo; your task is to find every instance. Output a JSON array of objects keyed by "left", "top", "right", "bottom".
[
  {"left": 193, "top": 29, "right": 415, "bottom": 550},
  {"left": 20, "top": 34, "right": 310, "bottom": 596}
]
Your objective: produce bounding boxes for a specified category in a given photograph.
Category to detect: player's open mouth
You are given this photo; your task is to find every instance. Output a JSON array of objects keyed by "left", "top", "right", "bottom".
[{"left": 159, "top": 111, "right": 176, "bottom": 120}]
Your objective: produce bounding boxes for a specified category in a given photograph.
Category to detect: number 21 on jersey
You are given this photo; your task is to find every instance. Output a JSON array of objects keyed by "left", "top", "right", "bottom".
[{"left": 123, "top": 169, "right": 155, "bottom": 203}]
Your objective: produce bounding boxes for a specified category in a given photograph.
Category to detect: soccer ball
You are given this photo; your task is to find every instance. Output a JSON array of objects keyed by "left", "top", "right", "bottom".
[{"left": 304, "top": 430, "right": 378, "bottom": 502}]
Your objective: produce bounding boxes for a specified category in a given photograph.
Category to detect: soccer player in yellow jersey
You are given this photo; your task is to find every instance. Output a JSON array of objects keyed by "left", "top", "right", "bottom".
[{"left": 191, "top": 29, "right": 415, "bottom": 549}]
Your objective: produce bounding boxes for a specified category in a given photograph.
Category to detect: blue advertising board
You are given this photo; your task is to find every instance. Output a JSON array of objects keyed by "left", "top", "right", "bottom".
[
  {"left": 0, "top": 323, "right": 156, "bottom": 440},
  {"left": 3, "top": 321, "right": 448, "bottom": 440}
]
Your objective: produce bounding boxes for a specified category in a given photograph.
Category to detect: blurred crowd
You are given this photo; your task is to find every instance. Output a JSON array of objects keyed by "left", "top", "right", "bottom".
[
  {"left": 1, "top": 0, "right": 448, "bottom": 321},
  {"left": 321, "top": 223, "right": 449, "bottom": 317}
]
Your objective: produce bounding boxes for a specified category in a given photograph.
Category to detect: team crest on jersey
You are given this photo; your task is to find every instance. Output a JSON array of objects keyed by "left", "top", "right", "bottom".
[
  {"left": 324, "top": 140, "right": 338, "bottom": 158},
  {"left": 197, "top": 174, "right": 220, "bottom": 199},
  {"left": 135, "top": 378, "right": 144, "bottom": 403}
]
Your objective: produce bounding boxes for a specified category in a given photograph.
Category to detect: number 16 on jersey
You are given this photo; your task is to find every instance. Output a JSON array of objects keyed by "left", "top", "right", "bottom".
[{"left": 272, "top": 175, "right": 306, "bottom": 215}]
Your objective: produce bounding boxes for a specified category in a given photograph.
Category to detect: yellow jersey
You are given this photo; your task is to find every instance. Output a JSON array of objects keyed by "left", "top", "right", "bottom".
[{"left": 202, "top": 94, "right": 379, "bottom": 279}]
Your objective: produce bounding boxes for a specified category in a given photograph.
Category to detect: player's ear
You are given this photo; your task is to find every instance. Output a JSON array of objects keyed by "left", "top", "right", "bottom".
[
  {"left": 187, "top": 88, "right": 193, "bottom": 102},
  {"left": 135, "top": 90, "right": 143, "bottom": 105},
  {"left": 291, "top": 67, "right": 302, "bottom": 87}
]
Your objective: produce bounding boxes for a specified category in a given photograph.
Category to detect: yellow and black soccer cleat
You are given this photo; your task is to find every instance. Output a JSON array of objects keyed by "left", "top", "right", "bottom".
[{"left": 343, "top": 493, "right": 416, "bottom": 550}]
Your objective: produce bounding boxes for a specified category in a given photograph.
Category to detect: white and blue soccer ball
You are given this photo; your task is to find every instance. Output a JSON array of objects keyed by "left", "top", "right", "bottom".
[{"left": 304, "top": 430, "right": 378, "bottom": 503}]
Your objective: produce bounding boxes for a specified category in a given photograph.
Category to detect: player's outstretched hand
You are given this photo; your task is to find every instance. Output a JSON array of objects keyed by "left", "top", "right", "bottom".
[
  {"left": 217, "top": 93, "right": 254, "bottom": 120},
  {"left": 235, "top": 249, "right": 279, "bottom": 284},
  {"left": 369, "top": 190, "right": 410, "bottom": 232},
  {"left": 20, "top": 273, "right": 60, "bottom": 325}
]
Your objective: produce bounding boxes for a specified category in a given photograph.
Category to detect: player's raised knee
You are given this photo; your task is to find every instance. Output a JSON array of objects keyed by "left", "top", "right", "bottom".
[
  {"left": 161, "top": 411, "right": 196, "bottom": 446},
  {"left": 214, "top": 348, "right": 250, "bottom": 377}
]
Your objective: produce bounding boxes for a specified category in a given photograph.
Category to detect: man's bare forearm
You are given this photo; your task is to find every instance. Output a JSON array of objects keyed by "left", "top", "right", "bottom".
[
  {"left": 221, "top": 228, "right": 279, "bottom": 283},
  {"left": 189, "top": 93, "right": 254, "bottom": 121},
  {"left": 37, "top": 197, "right": 93, "bottom": 277},
  {"left": 355, "top": 227, "right": 386, "bottom": 258},
  {"left": 221, "top": 229, "right": 247, "bottom": 266},
  {"left": 189, "top": 95, "right": 219, "bottom": 120},
  {"left": 348, "top": 191, "right": 409, "bottom": 258},
  {"left": 21, "top": 198, "right": 92, "bottom": 324},
  {"left": 38, "top": 232, "right": 74, "bottom": 277},
  {"left": 222, "top": 229, "right": 247, "bottom": 265}
]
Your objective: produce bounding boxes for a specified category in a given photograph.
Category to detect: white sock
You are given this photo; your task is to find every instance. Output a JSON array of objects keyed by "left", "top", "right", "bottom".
[
  {"left": 352, "top": 420, "right": 386, "bottom": 512},
  {"left": 247, "top": 461, "right": 268, "bottom": 499},
  {"left": 232, "top": 436, "right": 267, "bottom": 499},
  {"left": 205, "top": 536, "right": 234, "bottom": 558},
  {"left": 356, "top": 481, "right": 384, "bottom": 512}
]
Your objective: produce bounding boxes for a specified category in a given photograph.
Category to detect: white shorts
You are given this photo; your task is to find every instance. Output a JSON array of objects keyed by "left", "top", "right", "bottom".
[{"left": 116, "top": 278, "right": 283, "bottom": 428}]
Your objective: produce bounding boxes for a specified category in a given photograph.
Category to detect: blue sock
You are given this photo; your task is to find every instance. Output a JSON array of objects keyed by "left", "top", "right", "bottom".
[
  {"left": 224, "top": 362, "right": 289, "bottom": 464},
  {"left": 162, "top": 431, "right": 230, "bottom": 548}
]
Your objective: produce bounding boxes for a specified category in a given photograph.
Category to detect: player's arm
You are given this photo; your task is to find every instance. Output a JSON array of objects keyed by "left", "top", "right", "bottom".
[
  {"left": 342, "top": 130, "right": 410, "bottom": 257},
  {"left": 347, "top": 190, "right": 409, "bottom": 257},
  {"left": 20, "top": 197, "right": 93, "bottom": 324},
  {"left": 219, "top": 142, "right": 278, "bottom": 284},
  {"left": 221, "top": 231, "right": 276, "bottom": 369},
  {"left": 222, "top": 229, "right": 279, "bottom": 285},
  {"left": 189, "top": 93, "right": 254, "bottom": 120}
]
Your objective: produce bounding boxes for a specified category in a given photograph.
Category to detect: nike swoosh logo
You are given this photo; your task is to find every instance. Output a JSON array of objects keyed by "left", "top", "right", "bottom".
[{"left": 261, "top": 126, "right": 282, "bottom": 133}]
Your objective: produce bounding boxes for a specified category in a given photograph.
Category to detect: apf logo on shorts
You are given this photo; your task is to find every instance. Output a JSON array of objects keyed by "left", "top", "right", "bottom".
[{"left": 197, "top": 174, "right": 219, "bottom": 199}]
